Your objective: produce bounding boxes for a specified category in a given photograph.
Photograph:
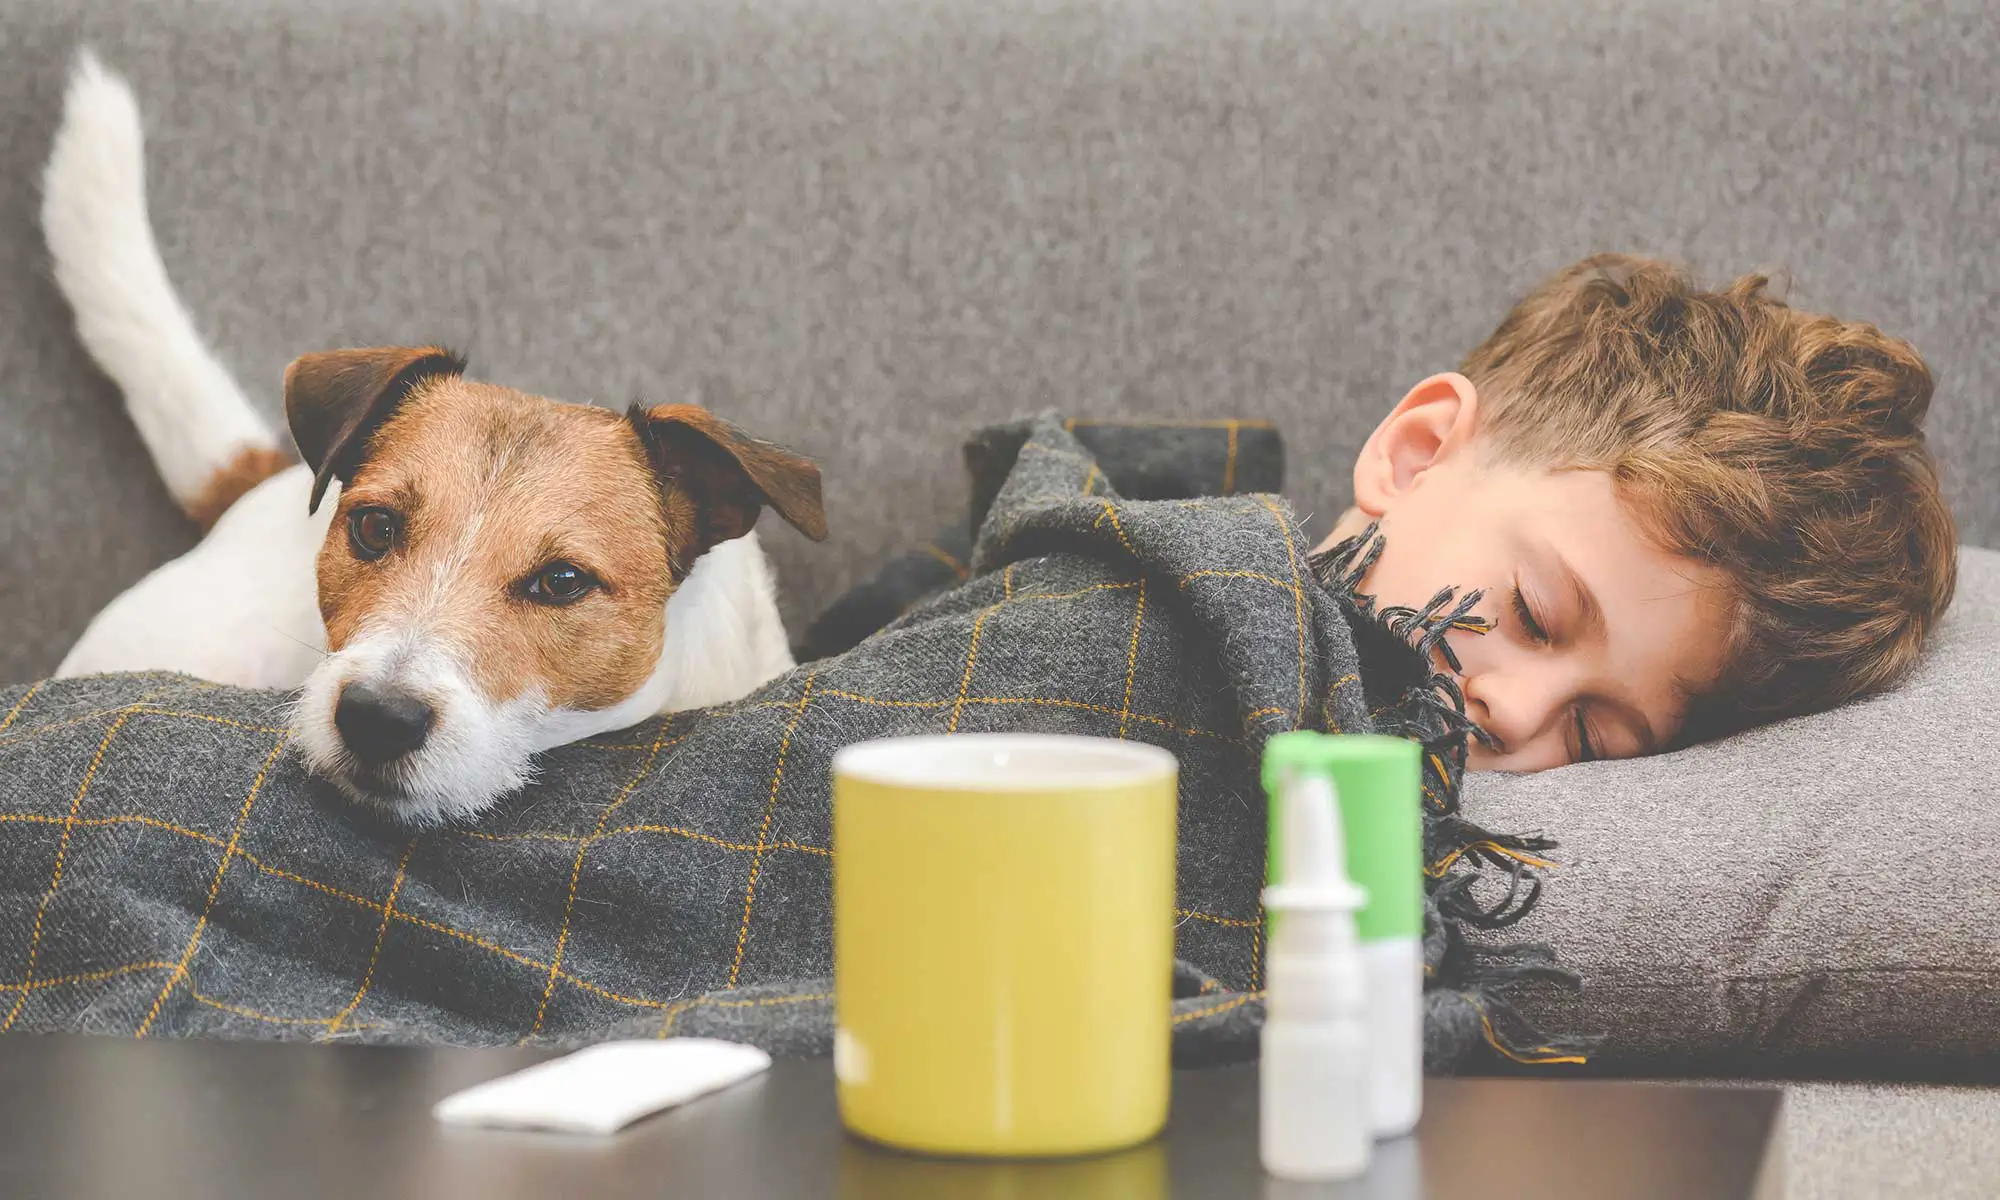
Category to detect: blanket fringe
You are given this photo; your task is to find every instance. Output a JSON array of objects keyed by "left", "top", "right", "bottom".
[{"left": 1311, "top": 525, "right": 1601, "bottom": 1069}]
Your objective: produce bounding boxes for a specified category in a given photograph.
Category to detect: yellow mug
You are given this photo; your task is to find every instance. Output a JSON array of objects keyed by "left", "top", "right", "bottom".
[
  {"left": 832, "top": 734, "right": 1179, "bottom": 1158},
  {"left": 836, "top": 1135, "right": 1167, "bottom": 1198}
]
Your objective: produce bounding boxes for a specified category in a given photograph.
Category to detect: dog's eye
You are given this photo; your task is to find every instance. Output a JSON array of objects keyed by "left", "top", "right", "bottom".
[
  {"left": 347, "top": 507, "right": 400, "bottom": 560},
  {"left": 523, "top": 561, "right": 600, "bottom": 606}
]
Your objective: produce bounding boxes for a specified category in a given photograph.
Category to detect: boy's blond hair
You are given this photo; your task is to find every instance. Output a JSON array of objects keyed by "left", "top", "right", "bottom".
[{"left": 1463, "top": 253, "right": 1957, "bottom": 743}]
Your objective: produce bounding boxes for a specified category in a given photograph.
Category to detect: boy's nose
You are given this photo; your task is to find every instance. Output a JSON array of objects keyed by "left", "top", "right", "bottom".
[
  {"left": 1464, "top": 696, "right": 1508, "bottom": 755},
  {"left": 1459, "top": 665, "right": 1571, "bottom": 763}
]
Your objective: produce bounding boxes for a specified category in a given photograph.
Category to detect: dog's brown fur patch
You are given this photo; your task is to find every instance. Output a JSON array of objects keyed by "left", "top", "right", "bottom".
[
  {"left": 634, "top": 404, "right": 828, "bottom": 544},
  {"left": 317, "top": 379, "right": 687, "bottom": 711},
  {"left": 184, "top": 445, "right": 296, "bottom": 530}
]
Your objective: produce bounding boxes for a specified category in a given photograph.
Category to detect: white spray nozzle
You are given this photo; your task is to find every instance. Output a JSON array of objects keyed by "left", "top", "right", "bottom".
[{"left": 1263, "top": 769, "right": 1366, "bottom": 914}]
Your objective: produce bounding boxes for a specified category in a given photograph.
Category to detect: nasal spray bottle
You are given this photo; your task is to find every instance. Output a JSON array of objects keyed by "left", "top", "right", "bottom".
[{"left": 1260, "top": 732, "right": 1424, "bottom": 1180}]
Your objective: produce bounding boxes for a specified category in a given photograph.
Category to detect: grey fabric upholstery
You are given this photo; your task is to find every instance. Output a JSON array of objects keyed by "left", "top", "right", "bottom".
[
  {"left": 1465, "top": 547, "right": 2000, "bottom": 1078},
  {"left": 2, "top": 0, "right": 1996, "bottom": 1189},
  {"left": 1783, "top": 1081, "right": 2000, "bottom": 1200},
  {"left": 2, "top": 0, "right": 1998, "bottom": 683}
]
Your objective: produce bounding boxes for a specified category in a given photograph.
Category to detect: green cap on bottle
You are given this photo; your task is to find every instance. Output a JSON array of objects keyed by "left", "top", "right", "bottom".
[{"left": 1263, "top": 731, "right": 1422, "bottom": 943}]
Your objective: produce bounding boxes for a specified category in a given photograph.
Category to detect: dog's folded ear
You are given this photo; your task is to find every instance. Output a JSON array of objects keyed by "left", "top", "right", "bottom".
[
  {"left": 629, "top": 404, "right": 829, "bottom": 569},
  {"left": 286, "top": 347, "right": 468, "bottom": 513}
]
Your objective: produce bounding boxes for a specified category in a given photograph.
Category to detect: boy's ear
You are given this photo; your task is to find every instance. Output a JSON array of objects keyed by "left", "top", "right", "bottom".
[{"left": 1351, "top": 372, "right": 1481, "bottom": 517}]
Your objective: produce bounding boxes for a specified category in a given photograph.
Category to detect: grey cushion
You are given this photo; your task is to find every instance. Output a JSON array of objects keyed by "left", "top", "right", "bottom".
[
  {"left": 3, "top": 0, "right": 2000, "bottom": 683},
  {"left": 1466, "top": 546, "right": 2000, "bottom": 1077}
]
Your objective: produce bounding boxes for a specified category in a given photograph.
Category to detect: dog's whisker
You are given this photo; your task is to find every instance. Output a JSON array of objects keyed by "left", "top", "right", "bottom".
[{"left": 272, "top": 628, "right": 329, "bottom": 658}]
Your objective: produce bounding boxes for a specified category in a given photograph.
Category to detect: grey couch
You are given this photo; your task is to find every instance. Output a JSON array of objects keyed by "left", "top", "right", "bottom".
[{"left": 3, "top": 1, "right": 1997, "bottom": 1194}]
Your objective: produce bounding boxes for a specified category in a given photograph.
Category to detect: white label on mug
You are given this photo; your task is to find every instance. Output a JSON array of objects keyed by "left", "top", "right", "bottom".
[{"left": 834, "top": 1026, "right": 871, "bottom": 1085}]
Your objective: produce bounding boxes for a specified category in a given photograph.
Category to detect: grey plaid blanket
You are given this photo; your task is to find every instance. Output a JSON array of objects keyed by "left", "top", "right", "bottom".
[{"left": 0, "top": 414, "right": 1586, "bottom": 1067}]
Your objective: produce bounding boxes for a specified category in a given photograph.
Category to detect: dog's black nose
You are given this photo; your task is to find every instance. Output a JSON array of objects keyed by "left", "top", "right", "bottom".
[{"left": 334, "top": 683, "right": 435, "bottom": 767}]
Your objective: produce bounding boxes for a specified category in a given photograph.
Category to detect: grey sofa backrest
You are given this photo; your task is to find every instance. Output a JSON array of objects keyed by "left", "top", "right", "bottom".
[{"left": 2, "top": 0, "right": 1994, "bottom": 682}]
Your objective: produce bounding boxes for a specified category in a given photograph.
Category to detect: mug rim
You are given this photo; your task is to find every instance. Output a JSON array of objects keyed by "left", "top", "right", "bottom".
[{"left": 832, "top": 733, "right": 1178, "bottom": 792}]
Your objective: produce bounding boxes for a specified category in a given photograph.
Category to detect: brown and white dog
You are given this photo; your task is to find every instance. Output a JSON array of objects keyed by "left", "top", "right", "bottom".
[{"left": 42, "top": 54, "right": 826, "bottom": 823}]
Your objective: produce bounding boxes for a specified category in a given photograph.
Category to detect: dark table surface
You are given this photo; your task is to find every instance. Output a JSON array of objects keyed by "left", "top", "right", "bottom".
[{"left": 0, "top": 1034, "right": 1782, "bottom": 1200}]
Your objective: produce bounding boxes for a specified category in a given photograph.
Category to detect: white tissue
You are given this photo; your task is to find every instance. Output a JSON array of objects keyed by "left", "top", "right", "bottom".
[{"left": 432, "top": 1038, "right": 772, "bottom": 1135}]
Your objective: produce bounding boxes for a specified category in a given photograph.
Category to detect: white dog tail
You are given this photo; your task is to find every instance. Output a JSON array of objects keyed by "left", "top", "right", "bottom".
[{"left": 42, "top": 50, "right": 290, "bottom": 530}]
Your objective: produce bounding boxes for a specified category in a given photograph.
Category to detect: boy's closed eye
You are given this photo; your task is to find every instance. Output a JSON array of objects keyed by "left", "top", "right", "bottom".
[{"left": 1508, "top": 580, "right": 1602, "bottom": 762}]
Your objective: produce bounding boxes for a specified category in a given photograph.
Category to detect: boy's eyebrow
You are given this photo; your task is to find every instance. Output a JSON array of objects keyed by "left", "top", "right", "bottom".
[
  {"left": 1610, "top": 700, "right": 1663, "bottom": 757},
  {"left": 1552, "top": 549, "right": 1604, "bottom": 641}
]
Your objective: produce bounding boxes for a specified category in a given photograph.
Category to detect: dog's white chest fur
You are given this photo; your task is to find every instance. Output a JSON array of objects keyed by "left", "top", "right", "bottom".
[{"left": 56, "top": 463, "right": 798, "bottom": 714}]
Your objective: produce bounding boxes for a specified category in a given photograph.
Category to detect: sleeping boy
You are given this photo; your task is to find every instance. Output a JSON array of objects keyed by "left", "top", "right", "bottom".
[{"left": 1316, "top": 252, "right": 1955, "bottom": 769}]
